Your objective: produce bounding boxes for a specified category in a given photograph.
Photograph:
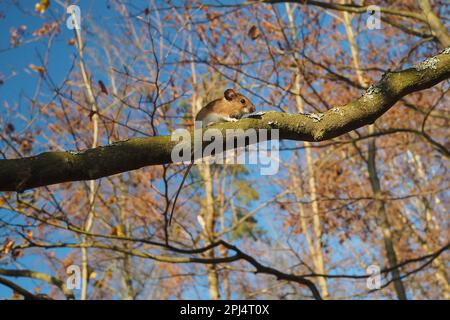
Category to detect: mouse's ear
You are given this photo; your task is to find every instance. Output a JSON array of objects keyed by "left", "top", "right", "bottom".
[{"left": 224, "top": 89, "right": 236, "bottom": 101}]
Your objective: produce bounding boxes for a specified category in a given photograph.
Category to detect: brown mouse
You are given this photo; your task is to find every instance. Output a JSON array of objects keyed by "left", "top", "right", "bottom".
[{"left": 195, "top": 89, "right": 256, "bottom": 127}]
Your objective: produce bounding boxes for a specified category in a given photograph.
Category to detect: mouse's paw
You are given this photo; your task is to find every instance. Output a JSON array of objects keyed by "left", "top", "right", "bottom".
[
  {"left": 245, "top": 111, "right": 266, "bottom": 119},
  {"left": 223, "top": 116, "right": 238, "bottom": 122}
]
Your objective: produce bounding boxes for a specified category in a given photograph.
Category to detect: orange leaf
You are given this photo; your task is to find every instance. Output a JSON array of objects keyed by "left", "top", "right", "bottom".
[
  {"left": 98, "top": 80, "right": 109, "bottom": 95},
  {"left": 248, "top": 25, "right": 260, "bottom": 40},
  {"left": 35, "top": 0, "right": 50, "bottom": 14},
  {"left": 29, "top": 64, "right": 45, "bottom": 76}
]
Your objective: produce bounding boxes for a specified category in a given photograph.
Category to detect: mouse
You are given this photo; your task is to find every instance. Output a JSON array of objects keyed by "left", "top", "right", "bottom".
[{"left": 195, "top": 89, "right": 256, "bottom": 127}]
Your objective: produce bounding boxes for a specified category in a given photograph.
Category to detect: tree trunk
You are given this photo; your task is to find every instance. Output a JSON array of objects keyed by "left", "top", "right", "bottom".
[
  {"left": 286, "top": 3, "right": 329, "bottom": 299},
  {"left": 343, "top": 9, "right": 407, "bottom": 299}
]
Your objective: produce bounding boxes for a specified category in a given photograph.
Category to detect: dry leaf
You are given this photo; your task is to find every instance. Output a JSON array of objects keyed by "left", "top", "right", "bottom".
[
  {"left": 5, "top": 123, "right": 15, "bottom": 134},
  {"left": 29, "top": 64, "right": 45, "bottom": 76},
  {"left": 98, "top": 80, "right": 109, "bottom": 95},
  {"left": 248, "top": 25, "right": 260, "bottom": 40},
  {"left": 3, "top": 239, "right": 15, "bottom": 254},
  {"left": 111, "top": 225, "right": 125, "bottom": 237},
  {"left": 12, "top": 249, "right": 23, "bottom": 259},
  {"left": 35, "top": 0, "right": 50, "bottom": 14}
]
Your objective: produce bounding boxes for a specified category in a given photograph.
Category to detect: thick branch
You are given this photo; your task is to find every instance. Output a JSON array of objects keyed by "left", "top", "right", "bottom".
[
  {"left": 0, "top": 268, "right": 75, "bottom": 299},
  {"left": 0, "top": 50, "right": 449, "bottom": 192},
  {"left": 0, "top": 276, "right": 49, "bottom": 300}
]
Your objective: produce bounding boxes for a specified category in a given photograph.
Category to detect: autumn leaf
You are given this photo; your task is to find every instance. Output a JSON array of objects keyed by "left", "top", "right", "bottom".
[
  {"left": 35, "top": 0, "right": 50, "bottom": 14},
  {"left": 248, "top": 25, "right": 260, "bottom": 40},
  {"left": 62, "top": 255, "right": 74, "bottom": 268},
  {"left": 29, "top": 64, "right": 45, "bottom": 77},
  {"left": 111, "top": 225, "right": 125, "bottom": 237},
  {"left": 94, "top": 280, "right": 104, "bottom": 289},
  {"left": 3, "top": 239, "right": 15, "bottom": 254},
  {"left": 206, "top": 12, "right": 220, "bottom": 21},
  {"left": 12, "top": 292, "right": 21, "bottom": 300},
  {"left": 107, "top": 196, "right": 117, "bottom": 204},
  {"left": 261, "top": 21, "right": 276, "bottom": 33},
  {"left": 32, "top": 22, "right": 59, "bottom": 37},
  {"left": 5, "top": 123, "right": 15, "bottom": 134},
  {"left": 98, "top": 80, "right": 109, "bottom": 95},
  {"left": 12, "top": 249, "right": 23, "bottom": 259}
]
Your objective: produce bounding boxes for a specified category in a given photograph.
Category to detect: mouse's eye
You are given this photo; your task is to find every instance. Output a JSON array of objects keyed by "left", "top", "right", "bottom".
[{"left": 240, "top": 99, "right": 246, "bottom": 104}]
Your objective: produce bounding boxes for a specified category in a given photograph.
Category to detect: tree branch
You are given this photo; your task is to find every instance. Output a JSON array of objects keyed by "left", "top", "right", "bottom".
[
  {"left": 0, "top": 268, "right": 75, "bottom": 299},
  {"left": 0, "top": 276, "right": 50, "bottom": 300},
  {"left": 15, "top": 239, "right": 323, "bottom": 300},
  {"left": 262, "top": 0, "right": 427, "bottom": 22},
  {"left": 0, "top": 49, "right": 449, "bottom": 192},
  {"left": 418, "top": 0, "right": 450, "bottom": 47}
]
